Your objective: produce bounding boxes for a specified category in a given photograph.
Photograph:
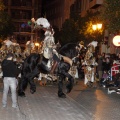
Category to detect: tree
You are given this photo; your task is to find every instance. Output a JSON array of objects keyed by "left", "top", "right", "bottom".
[
  {"left": 0, "top": 0, "right": 5, "bottom": 11},
  {"left": 0, "top": 1, "right": 15, "bottom": 39},
  {"left": 79, "top": 11, "right": 104, "bottom": 45},
  {"left": 59, "top": 19, "right": 80, "bottom": 45},
  {"left": 102, "top": 0, "right": 120, "bottom": 33}
]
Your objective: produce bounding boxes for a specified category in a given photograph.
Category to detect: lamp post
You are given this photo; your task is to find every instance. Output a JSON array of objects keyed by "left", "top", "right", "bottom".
[{"left": 92, "top": 23, "right": 103, "bottom": 53}]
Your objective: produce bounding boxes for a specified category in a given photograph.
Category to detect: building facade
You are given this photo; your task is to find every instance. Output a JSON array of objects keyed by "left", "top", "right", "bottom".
[
  {"left": 3, "top": 0, "right": 42, "bottom": 46},
  {"left": 44, "top": 0, "right": 119, "bottom": 54},
  {"left": 44, "top": 0, "right": 75, "bottom": 30},
  {"left": 80, "top": 0, "right": 103, "bottom": 17}
]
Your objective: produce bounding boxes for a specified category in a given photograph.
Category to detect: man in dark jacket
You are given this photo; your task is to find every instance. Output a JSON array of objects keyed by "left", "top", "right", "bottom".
[{"left": 1, "top": 53, "right": 20, "bottom": 108}]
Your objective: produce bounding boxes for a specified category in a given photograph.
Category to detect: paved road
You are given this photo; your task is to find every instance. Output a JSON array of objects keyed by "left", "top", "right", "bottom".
[{"left": 0, "top": 79, "right": 120, "bottom": 120}]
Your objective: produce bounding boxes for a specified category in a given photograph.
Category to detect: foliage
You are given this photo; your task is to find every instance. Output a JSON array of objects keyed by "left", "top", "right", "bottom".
[
  {"left": 54, "top": 6, "right": 104, "bottom": 46},
  {"left": 79, "top": 11, "right": 104, "bottom": 44},
  {"left": 0, "top": 11, "right": 15, "bottom": 39},
  {"left": 59, "top": 19, "right": 80, "bottom": 45},
  {"left": 101, "top": 0, "right": 120, "bottom": 33},
  {"left": 0, "top": 1, "right": 5, "bottom": 11}
]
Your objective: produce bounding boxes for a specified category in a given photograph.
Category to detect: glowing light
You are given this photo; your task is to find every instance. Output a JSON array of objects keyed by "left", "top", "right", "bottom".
[
  {"left": 92, "top": 23, "right": 102, "bottom": 30},
  {"left": 92, "top": 25, "right": 97, "bottom": 30},
  {"left": 97, "top": 24, "right": 102, "bottom": 29},
  {"left": 35, "top": 42, "right": 40, "bottom": 47},
  {"left": 113, "top": 35, "right": 120, "bottom": 46}
]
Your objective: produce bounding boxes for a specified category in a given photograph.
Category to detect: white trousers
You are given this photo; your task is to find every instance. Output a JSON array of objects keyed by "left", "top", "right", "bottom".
[{"left": 2, "top": 77, "right": 18, "bottom": 107}]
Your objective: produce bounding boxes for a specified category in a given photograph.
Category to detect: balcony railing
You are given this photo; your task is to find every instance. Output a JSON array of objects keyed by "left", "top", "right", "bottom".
[
  {"left": 11, "top": 10, "right": 32, "bottom": 20},
  {"left": 11, "top": 0, "right": 32, "bottom": 7}
]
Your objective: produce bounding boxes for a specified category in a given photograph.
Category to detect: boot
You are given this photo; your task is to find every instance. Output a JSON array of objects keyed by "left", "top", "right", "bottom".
[{"left": 50, "top": 61, "right": 58, "bottom": 74}]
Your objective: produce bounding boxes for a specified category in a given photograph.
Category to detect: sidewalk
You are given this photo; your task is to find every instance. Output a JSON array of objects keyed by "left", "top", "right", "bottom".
[{"left": 0, "top": 79, "right": 120, "bottom": 120}]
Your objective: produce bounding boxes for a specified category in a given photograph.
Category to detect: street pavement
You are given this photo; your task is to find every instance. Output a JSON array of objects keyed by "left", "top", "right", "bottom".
[{"left": 0, "top": 79, "right": 120, "bottom": 120}]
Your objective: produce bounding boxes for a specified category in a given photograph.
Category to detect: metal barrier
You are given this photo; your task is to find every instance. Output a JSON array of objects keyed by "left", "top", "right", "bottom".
[{"left": 111, "top": 65, "right": 120, "bottom": 80}]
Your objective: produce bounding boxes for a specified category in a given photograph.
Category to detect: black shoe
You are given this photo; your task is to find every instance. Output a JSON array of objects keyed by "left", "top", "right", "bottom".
[{"left": 58, "top": 92, "right": 66, "bottom": 98}]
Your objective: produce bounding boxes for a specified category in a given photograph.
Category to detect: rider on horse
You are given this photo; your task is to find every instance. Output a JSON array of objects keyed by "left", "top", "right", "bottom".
[{"left": 31, "top": 17, "right": 74, "bottom": 74}]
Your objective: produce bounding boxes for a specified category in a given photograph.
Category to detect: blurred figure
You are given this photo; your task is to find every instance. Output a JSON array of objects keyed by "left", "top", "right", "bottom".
[
  {"left": 24, "top": 39, "right": 35, "bottom": 57},
  {"left": 97, "top": 54, "right": 103, "bottom": 81},
  {"left": 103, "top": 57, "right": 111, "bottom": 72},
  {"left": 56, "top": 41, "right": 61, "bottom": 51},
  {"left": 117, "top": 53, "right": 120, "bottom": 62},
  {"left": 3, "top": 36, "right": 12, "bottom": 48}
]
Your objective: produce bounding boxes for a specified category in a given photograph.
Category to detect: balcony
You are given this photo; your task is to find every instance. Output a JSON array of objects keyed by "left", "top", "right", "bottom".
[
  {"left": 89, "top": 0, "right": 103, "bottom": 9},
  {"left": 11, "top": 10, "right": 32, "bottom": 20},
  {"left": 11, "top": 0, "right": 32, "bottom": 7}
]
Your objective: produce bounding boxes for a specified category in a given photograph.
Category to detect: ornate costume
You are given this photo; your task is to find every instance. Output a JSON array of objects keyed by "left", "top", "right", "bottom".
[
  {"left": 0, "top": 38, "right": 21, "bottom": 61},
  {"left": 43, "top": 29, "right": 56, "bottom": 59},
  {"left": 82, "top": 41, "right": 98, "bottom": 85},
  {"left": 24, "top": 40, "right": 35, "bottom": 57}
]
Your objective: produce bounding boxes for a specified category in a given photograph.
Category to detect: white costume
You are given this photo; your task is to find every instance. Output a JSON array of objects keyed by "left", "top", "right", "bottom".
[
  {"left": 26, "top": 41, "right": 35, "bottom": 49},
  {"left": 3, "top": 40, "right": 12, "bottom": 47},
  {"left": 82, "top": 41, "right": 98, "bottom": 85},
  {"left": 32, "top": 17, "right": 59, "bottom": 69},
  {"left": 36, "top": 18, "right": 50, "bottom": 29},
  {"left": 83, "top": 58, "right": 98, "bottom": 84}
]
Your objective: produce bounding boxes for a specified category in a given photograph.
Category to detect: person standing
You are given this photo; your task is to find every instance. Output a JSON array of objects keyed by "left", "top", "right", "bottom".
[
  {"left": 97, "top": 54, "right": 103, "bottom": 81},
  {"left": 1, "top": 53, "right": 20, "bottom": 108}
]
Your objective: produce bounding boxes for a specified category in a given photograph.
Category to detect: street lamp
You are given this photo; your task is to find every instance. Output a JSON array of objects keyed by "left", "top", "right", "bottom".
[
  {"left": 113, "top": 35, "right": 120, "bottom": 46},
  {"left": 92, "top": 23, "right": 103, "bottom": 54},
  {"left": 92, "top": 23, "right": 102, "bottom": 31}
]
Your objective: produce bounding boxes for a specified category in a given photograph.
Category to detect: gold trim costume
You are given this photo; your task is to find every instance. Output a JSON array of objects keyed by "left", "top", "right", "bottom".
[{"left": 82, "top": 41, "right": 98, "bottom": 85}]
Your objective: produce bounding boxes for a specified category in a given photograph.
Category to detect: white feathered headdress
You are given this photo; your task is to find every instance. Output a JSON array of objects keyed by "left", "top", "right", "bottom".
[
  {"left": 35, "top": 17, "right": 50, "bottom": 29},
  {"left": 88, "top": 41, "right": 98, "bottom": 48}
]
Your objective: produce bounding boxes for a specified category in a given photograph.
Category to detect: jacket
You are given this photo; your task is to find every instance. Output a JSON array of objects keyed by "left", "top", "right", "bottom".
[{"left": 1, "top": 59, "right": 20, "bottom": 77}]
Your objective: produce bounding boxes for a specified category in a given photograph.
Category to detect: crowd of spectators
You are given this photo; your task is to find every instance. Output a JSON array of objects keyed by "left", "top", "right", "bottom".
[
  {"left": 96, "top": 52, "right": 120, "bottom": 81},
  {"left": 77, "top": 52, "right": 120, "bottom": 86}
]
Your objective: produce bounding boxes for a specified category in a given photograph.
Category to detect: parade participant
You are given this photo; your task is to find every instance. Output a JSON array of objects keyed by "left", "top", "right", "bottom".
[
  {"left": 3, "top": 36, "right": 13, "bottom": 48},
  {"left": 82, "top": 41, "right": 98, "bottom": 86},
  {"left": 31, "top": 17, "right": 84, "bottom": 74},
  {"left": 31, "top": 17, "right": 60, "bottom": 73},
  {"left": 42, "top": 26, "right": 60, "bottom": 73},
  {"left": 31, "top": 17, "right": 50, "bottom": 29},
  {"left": 24, "top": 39, "right": 35, "bottom": 57},
  {"left": 26, "top": 39, "right": 35, "bottom": 49},
  {"left": 0, "top": 36, "right": 13, "bottom": 61},
  {"left": 56, "top": 41, "right": 61, "bottom": 51},
  {"left": 1, "top": 53, "right": 20, "bottom": 108}
]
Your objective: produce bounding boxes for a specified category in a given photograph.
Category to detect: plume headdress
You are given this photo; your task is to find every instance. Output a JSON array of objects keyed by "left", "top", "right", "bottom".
[{"left": 31, "top": 17, "right": 50, "bottom": 29}]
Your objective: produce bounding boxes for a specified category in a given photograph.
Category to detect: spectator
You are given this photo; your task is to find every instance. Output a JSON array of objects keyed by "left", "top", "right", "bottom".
[
  {"left": 1, "top": 53, "right": 20, "bottom": 108},
  {"left": 102, "top": 57, "right": 111, "bottom": 72},
  {"left": 97, "top": 54, "right": 103, "bottom": 81},
  {"left": 117, "top": 53, "right": 120, "bottom": 62},
  {"left": 102, "top": 52, "right": 105, "bottom": 59}
]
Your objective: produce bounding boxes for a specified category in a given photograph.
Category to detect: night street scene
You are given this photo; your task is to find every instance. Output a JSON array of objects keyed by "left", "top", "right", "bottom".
[{"left": 0, "top": 0, "right": 120, "bottom": 120}]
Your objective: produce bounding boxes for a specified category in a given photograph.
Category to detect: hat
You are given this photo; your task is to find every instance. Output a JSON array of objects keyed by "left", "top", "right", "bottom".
[{"left": 6, "top": 52, "right": 14, "bottom": 59}]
